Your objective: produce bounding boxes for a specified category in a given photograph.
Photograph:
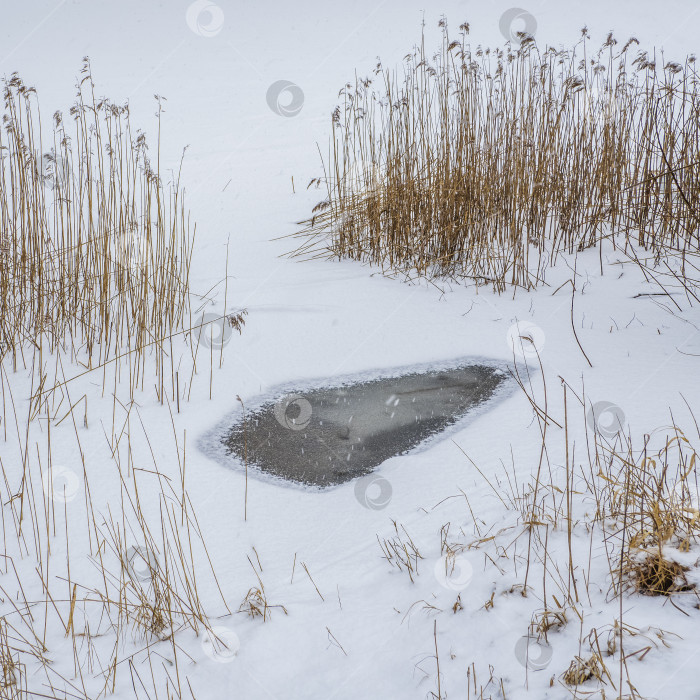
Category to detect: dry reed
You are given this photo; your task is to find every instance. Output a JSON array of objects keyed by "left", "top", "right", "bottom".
[
  {"left": 293, "top": 23, "right": 700, "bottom": 291},
  {"left": 0, "top": 60, "right": 195, "bottom": 404}
]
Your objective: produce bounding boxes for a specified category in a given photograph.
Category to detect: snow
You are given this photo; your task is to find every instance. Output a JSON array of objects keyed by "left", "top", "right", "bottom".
[{"left": 2, "top": 1, "right": 700, "bottom": 698}]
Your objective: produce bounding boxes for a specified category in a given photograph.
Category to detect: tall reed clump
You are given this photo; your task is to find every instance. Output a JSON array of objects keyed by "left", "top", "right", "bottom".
[
  {"left": 294, "top": 22, "right": 700, "bottom": 291},
  {"left": 0, "top": 64, "right": 241, "bottom": 697},
  {"left": 0, "top": 59, "right": 194, "bottom": 401}
]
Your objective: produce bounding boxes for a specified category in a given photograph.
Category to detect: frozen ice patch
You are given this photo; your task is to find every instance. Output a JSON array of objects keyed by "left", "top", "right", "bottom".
[{"left": 203, "top": 360, "right": 511, "bottom": 488}]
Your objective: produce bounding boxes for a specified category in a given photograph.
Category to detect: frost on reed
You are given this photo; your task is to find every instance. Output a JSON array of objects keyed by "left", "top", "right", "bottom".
[
  {"left": 0, "top": 59, "right": 194, "bottom": 398},
  {"left": 295, "top": 23, "right": 700, "bottom": 291}
]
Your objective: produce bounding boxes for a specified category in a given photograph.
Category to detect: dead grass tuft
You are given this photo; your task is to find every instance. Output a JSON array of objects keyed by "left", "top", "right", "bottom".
[
  {"left": 562, "top": 654, "right": 605, "bottom": 685},
  {"left": 377, "top": 520, "right": 423, "bottom": 583},
  {"left": 625, "top": 551, "right": 693, "bottom": 596},
  {"left": 239, "top": 587, "right": 287, "bottom": 621}
]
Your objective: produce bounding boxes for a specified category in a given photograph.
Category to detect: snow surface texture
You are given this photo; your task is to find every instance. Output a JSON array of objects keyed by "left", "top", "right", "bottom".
[{"left": 3, "top": 1, "right": 700, "bottom": 699}]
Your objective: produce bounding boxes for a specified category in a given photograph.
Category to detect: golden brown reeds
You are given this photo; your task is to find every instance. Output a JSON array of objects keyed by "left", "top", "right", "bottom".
[
  {"left": 0, "top": 60, "right": 195, "bottom": 403},
  {"left": 293, "top": 23, "right": 700, "bottom": 291},
  {"left": 0, "top": 63, "right": 239, "bottom": 699}
]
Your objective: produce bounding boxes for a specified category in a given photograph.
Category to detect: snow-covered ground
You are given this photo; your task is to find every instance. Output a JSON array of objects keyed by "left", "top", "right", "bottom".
[{"left": 2, "top": 1, "right": 700, "bottom": 698}]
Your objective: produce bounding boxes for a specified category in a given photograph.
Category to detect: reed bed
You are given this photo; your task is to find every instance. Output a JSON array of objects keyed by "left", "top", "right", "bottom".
[
  {"left": 0, "top": 64, "right": 244, "bottom": 698},
  {"left": 0, "top": 60, "right": 195, "bottom": 402},
  {"left": 294, "top": 23, "right": 700, "bottom": 290}
]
